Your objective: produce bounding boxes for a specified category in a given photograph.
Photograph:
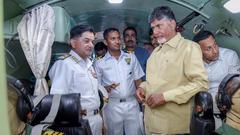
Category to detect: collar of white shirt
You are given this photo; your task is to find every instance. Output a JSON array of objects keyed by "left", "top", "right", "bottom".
[
  {"left": 70, "top": 50, "right": 92, "bottom": 69},
  {"left": 104, "top": 50, "right": 128, "bottom": 61}
]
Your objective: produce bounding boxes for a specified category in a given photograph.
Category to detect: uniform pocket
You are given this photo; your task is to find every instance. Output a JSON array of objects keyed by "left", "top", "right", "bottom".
[{"left": 73, "top": 73, "right": 88, "bottom": 93}]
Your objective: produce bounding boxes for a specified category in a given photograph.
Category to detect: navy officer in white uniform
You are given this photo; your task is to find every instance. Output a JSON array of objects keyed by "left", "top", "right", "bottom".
[
  {"left": 49, "top": 24, "right": 102, "bottom": 135},
  {"left": 94, "top": 28, "right": 145, "bottom": 135}
]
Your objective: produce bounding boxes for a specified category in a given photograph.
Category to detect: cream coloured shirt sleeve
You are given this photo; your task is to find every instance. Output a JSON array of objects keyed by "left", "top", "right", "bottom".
[
  {"left": 139, "top": 81, "right": 147, "bottom": 91},
  {"left": 163, "top": 43, "right": 209, "bottom": 104}
]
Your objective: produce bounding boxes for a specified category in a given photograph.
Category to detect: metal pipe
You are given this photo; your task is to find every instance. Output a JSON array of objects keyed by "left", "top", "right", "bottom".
[
  {"left": 23, "top": 0, "right": 66, "bottom": 14},
  {"left": 0, "top": 0, "right": 11, "bottom": 134},
  {"left": 177, "top": 11, "right": 200, "bottom": 27}
]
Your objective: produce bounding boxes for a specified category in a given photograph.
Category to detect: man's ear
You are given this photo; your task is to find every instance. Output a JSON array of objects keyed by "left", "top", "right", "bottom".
[
  {"left": 170, "top": 20, "right": 177, "bottom": 31},
  {"left": 70, "top": 39, "right": 76, "bottom": 48}
]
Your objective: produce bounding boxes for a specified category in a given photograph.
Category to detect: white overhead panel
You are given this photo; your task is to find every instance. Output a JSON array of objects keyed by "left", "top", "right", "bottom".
[
  {"left": 108, "top": 0, "right": 123, "bottom": 4},
  {"left": 224, "top": 0, "right": 240, "bottom": 13}
]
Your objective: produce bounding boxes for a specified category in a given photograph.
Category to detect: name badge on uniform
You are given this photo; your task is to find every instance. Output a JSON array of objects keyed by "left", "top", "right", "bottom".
[{"left": 125, "top": 58, "right": 131, "bottom": 65}]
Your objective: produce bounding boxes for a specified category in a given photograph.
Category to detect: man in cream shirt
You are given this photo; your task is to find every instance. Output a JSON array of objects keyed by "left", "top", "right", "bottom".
[{"left": 136, "top": 6, "right": 208, "bottom": 135}]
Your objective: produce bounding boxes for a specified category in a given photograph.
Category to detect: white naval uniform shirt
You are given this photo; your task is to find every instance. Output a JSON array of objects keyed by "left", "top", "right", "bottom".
[
  {"left": 94, "top": 51, "right": 144, "bottom": 98},
  {"left": 49, "top": 50, "right": 100, "bottom": 111},
  {"left": 205, "top": 47, "right": 240, "bottom": 100},
  {"left": 205, "top": 47, "right": 240, "bottom": 129}
]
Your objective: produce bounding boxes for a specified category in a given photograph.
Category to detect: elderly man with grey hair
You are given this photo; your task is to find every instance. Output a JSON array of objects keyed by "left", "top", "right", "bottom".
[{"left": 136, "top": 6, "right": 208, "bottom": 135}]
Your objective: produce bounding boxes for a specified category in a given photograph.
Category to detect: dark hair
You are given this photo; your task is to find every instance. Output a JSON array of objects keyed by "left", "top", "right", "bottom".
[
  {"left": 94, "top": 42, "right": 107, "bottom": 52},
  {"left": 123, "top": 26, "right": 137, "bottom": 38},
  {"left": 103, "top": 28, "right": 120, "bottom": 40},
  {"left": 192, "top": 30, "right": 215, "bottom": 43},
  {"left": 149, "top": 6, "right": 176, "bottom": 23},
  {"left": 70, "top": 24, "right": 94, "bottom": 39},
  {"left": 149, "top": 28, "right": 153, "bottom": 36}
]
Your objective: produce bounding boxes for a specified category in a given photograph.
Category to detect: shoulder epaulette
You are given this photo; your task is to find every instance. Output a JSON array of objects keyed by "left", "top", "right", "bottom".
[
  {"left": 70, "top": 55, "right": 80, "bottom": 64},
  {"left": 58, "top": 54, "right": 71, "bottom": 60}
]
